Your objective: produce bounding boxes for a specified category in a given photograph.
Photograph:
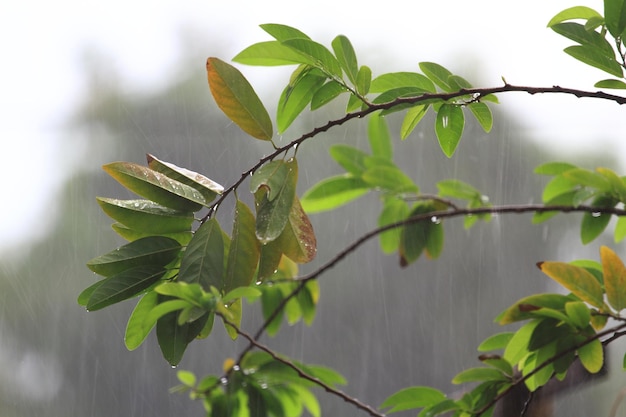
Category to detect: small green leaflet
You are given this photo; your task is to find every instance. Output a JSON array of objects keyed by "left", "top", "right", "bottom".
[
  {"left": 380, "top": 386, "right": 446, "bottom": 413},
  {"left": 301, "top": 175, "right": 370, "bottom": 213},
  {"left": 331, "top": 35, "right": 358, "bottom": 84},
  {"left": 435, "top": 104, "right": 465, "bottom": 158}
]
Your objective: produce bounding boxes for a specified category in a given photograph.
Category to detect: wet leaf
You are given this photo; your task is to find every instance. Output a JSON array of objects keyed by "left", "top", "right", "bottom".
[
  {"left": 223, "top": 299, "right": 242, "bottom": 339},
  {"left": 496, "top": 293, "right": 574, "bottom": 324},
  {"left": 97, "top": 198, "right": 194, "bottom": 234},
  {"left": 224, "top": 200, "right": 261, "bottom": 292},
  {"left": 362, "top": 165, "right": 418, "bottom": 193},
  {"left": 156, "top": 310, "right": 207, "bottom": 366},
  {"left": 581, "top": 196, "right": 616, "bottom": 244},
  {"left": 146, "top": 154, "right": 223, "bottom": 203},
  {"left": 578, "top": 337, "right": 603, "bottom": 373},
  {"left": 600, "top": 245, "right": 626, "bottom": 311},
  {"left": 102, "top": 162, "right": 207, "bottom": 211},
  {"left": 310, "top": 81, "right": 347, "bottom": 110},
  {"left": 419, "top": 62, "right": 455, "bottom": 92},
  {"left": 87, "top": 265, "right": 165, "bottom": 311},
  {"left": 301, "top": 175, "right": 369, "bottom": 213},
  {"left": 178, "top": 218, "right": 225, "bottom": 291},
  {"left": 124, "top": 291, "right": 159, "bottom": 350},
  {"left": 252, "top": 159, "right": 297, "bottom": 244},
  {"left": 468, "top": 102, "right": 493, "bottom": 132},
  {"left": 206, "top": 57, "right": 273, "bottom": 140},
  {"left": 111, "top": 223, "right": 192, "bottom": 245},
  {"left": 274, "top": 195, "right": 317, "bottom": 263},
  {"left": 378, "top": 197, "right": 410, "bottom": 254},
  {"left": 87, "top": 236, "right": 181, "bottom": 277},
  {"left": 331, "top": 35, "right": 358, "bottom": 84},
  {"left": 281, "top": 38, "right": 343, "bottom": 77},
  {"left": 329, "top": 144, "right": 368, "bottom": 176},
  {"left": 452, "top": 367, "right": 508, "bottom": 384},
  {"left": 400, "top": 105, "right": 429, "bottom": 139},
  {"left": 538, "top": 261, "right": 604, "bottom": 308},
  {"left": 370, "top": 72, "right": 435, "bottom": 93},
  {"left": 368, "top": 112, "right": 393, "bottom": 160},
  {"left": 399, "top": 202, "right": 438, "bottom": 267},
  {"left": 435, "top": 104, "right": 464, "bottom": 157},
  {"left": 380, "top": 386, "right": 446, "bottom": 413}
]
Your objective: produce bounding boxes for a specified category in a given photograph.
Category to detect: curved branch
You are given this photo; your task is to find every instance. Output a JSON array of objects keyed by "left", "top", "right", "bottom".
[{"left": 201, "top": 84, "right": 626, "bottom": 223}]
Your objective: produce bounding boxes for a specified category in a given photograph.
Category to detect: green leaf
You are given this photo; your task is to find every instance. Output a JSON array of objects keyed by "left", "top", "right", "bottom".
[
  {"left": 233, "top": 41, "right": 310, "bottom": 66},
  {"left": 261, "top": 286, "right": 285, "bottom": 336},
  {"left": 331, "top": 35, "right": 358, "bottom": 84},
  {"left": 378, "top": 198, "right": 410, "bottom": 254},
  {"left": 523, "top": 343, "right": 556, "bottom": 391},
  {"left": 77, "top": 280, "right": 103, "bottom": 307},
  {"left": 275, "top": 196, "right": 317, "bottom": 263},
  {"left": 86, "top": 265, "right": 165, "bottom": 311},
  {"left": 310, "top": 81, "right": 347, "bottom": 110},
  {"left": 534, "top": 161, "right": 578, "bottom": 175},
  {"left": 481, "top": 357, "right": 514, "bottom": 377},
  {"left": 496, "top": 293, "right": 573, "bottom": 324},
  {"left": 368, "top": 112, "right": 393, "bottom": 160},
  {"left": 224, "top": 200, "right": 261, "bottom": 292},
  {"left": 564, "top": 45, "right": 623, "bottom": 77},
  {"left": 96, "top": 198, "right": 194, "bottom": 234},
  {"left": 329, "top": 144, "right": 368, "bottom": 176},
  {"left": 380, "top": 386, "right": 446, "bottom": 413},
  {"left": 102, "top": 163, "right": 207, "bottom": 211},
  {"left": 528, "top": 319, "right": 572, "bottom": 351},
  {"left": 111, "top": 223, "right": 192, "bottom": 245},
  {"left": 260, "top": 23, "right": 310, "bottom": 41},
  {"left": 301, "top": 175, "right": 369, "bottom": 213},
  {"left": 435, "top": 104, "right": 465, "bottom": 157},
  {"left": 124, "top": 291, "right": 159, "bottom": 350},
  {"left": 477, "top": 332, "right": 514, "bottom": 352},
  {"left": 145, "top": 299, "right": 192, "bottom": 328},
  {"left": 604, "top": 0, "right": 626, "bottom": 37},
  {"left": 156, "top": 310, "right": 206, "bottom": 366},
  {"left": 370, "top": 72, "right": 435, "bottom": 93},
  {"left": 178, "top": 218, "right": 225, "bottom": 291},
  {"left": 86, "top": 236, "right": 180, "bottom": 277},
  {"left": 468, "top": 102, "right": 493, "bottom": 132},
  {"left": 362, "top": 165, "right": 419, "bottom": 193},
  {"left": 538, "top": 261, "right": 604, "bottom": 308},
  {"left": 578, "top": 337, "right": 603, "bottom": 373},
  {"left": 282, "top": 39, "right": 343, "bottom": 77},
  {"left": 551, "top": 23, "right": 615, "bottom": 57},
  {"left": 146, "top": 154, "right": 223, "bottom": 203},
  {"left": 563, "top": 168, "right": 611, "bottom": 190},
  {"left": 565, "top": 301, "right": 592, "bottom": 328},
  {"left": 425, "top": 218, "right": 444, "bottom": 259},
  {"left": 595, "top": 78, "right": 626, "bottom": 89},
  {"left": 615, "top": 216, "right": 626, "bottom": 242},
  {"left": 400, "top": 105, "right": 429, "bottom": 139},
  {"left": 437, "top": 179, "right": 481, "bottom": 200},
  {"left": 547, "top": 6, "right": 603, "bottom": 27},
  {"left": 419, "top": 62, "right": 455, "bottom": 92},
  {"left": 399, "top": 202, "right": 438, "bottom": 267},
  {"left": 223, "top": 299, "right": 242, "bottom": 339},
  {"left": 504, "top": 320, "right": 541, "bottom": 365},
  {"left": 223, "top": 287, "right": 262, "bottom": 303},
  {"left": 206, "top": 57, "right": 273, "bottom": 140},
  {"left": 600, "top": 245, "right": 626, "bottom": 311},
  {"left": 277, "top": 66, "right": 327, "bottom": 133},
  {"left": 355, "top": 65, "right": 372, "bottom": 96},
  {"left": 596, "top": 167, "right": 626, "bottom": 200},
  {"left": 581, "top": 196, "right": 616, "bottom": 244},
  {"left": 541, "top": 175, "right": 578, "bottom": 202},
  {"left": 452, "top": 367, "right": 509, "bottom": 384}
]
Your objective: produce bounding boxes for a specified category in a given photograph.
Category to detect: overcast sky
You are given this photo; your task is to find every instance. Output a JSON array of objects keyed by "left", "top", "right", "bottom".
[{"left": 2, "top": 0, "right": 622, "bottom": 254}]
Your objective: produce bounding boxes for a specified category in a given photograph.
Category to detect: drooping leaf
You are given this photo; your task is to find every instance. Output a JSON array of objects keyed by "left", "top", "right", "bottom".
[
  {"left": 564, "top": 45, "right": 623, "bottom": 77},
  {"left": 86, "top": 265, "right": 165, "bottom": 311},
  {"left": 252, "top": 159, "right": 298, "bottom": 244},
  {"left": 437, "top": 179, "right": 481, "bottom": 200},
  {"left": 257, "top": 239, "right": 284, "bottom": 282},
  {"left": 146, "top": 154, "right": 223, "bottom": 203},
  {"left": 581, "top": 196, "right": 616, "bottom": 244},
  {"left": 400, "top": 105, "right": 429, "bottom": 139},
  {"left": 551, "top": 22, "right": 615, "bottom": 57},
  {"left": 362, "top": 165, "right": 419, "bottom": 193},
  {"left": 425, "top": 218, "right": 444, "bottom": 259},
  {"left": 301, "top": 175, "right": 370, "bottom": 213},
  {"left": 77, "top": 280, "right": 103, "bottom": 307},
  {"left": 419, "top": 62, "right": 455, "bottom": 92},
  {"left": 399, "top": 202, "right": 439, "bottom": 267},
  {"left": 124, "top": 291, "right": 159, "bottom": 350},
  {"left": 274, "top": 195, "right": 317, "bottom": 263},
  {"left": 378, "top": 197, "right": 410, "bottom": 254},
  {"left": 233, "top": 41, "right": 310, "bottom": 66},
  {"left": 468, "top": 102, "right": 493, "bottom": 132},
  {"left": 538, "top": 261, "right": 604, "bottom": 308},
  {"left": 600, "top": 245, "right": 626, "bottom": 311},
  {"left": 565, "top": 301, "right": 592, "bottom": 328},
  {"left": 277, "top": 66, "right": 327, "bottom": 133},
  {"left": 178, "top": 218, "right": 225, "bottom": 291},
  {"left": 331, "top": 35, "right": 358, "bottom": 84},
  {"left": 102, "top": 162, "right": 207, "bottom": 211},
  {"left": 435, "top": 104, "right": 465, "bottom": 157},
  {"left": 97, "top": 198, "right": 194, "bottom": 234},
  {"left": 380, "top": 386, "right": 446, "bottom": 413},
  {"left": 223, "top": 298, "right": 242, "bottom": 339},
  {"left": 156, "top": 310, "right": 207, "bottom": 366},
  {"left": 604, "top": 0, "right": 626, "bottom": 37},
  {"left": 261, "top": 285, "right": 285, "bottom": 336},
  {"left": 578, "top": 337, "right": 604, "bottom": 373},
  {"left": 329, "top": 144, "right": 368, "bottom": 176},
  {"left": 224, "top": 200, "right": 261, "bottom": 292},
  {"left": 281, "top": 38, "right": 343, "bottom": 77},
  {"left": 87, "top": 236, "right": 181, "bottom": 277},
  {"left": 368, "top": 112, "right": 393, "bottom": 160},
  {"left": 355, "top": 65, "right": 372, "bottom": 97},
  {"left": 206, "top": 57, "right": 273, "bottom": 140},
  {"left": 547, "top": 6, "right": 603, "bottom": 27}
]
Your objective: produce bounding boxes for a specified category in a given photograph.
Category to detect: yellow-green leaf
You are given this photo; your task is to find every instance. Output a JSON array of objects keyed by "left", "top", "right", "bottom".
[
  {"left": 206, "top": 57, "right": 273, "bottom": 140},
  {"left": 600, "top": 245, "right": 626, "bottom": 311},
  {"left": 275, "top": 195, "right": 317, "bottom": 263},
  {"left": 578, "top": 337, "right": 603, "bottom": 373},
  {"left": 97, "top": 198, "right": 194, "bottom": 234},
  {"left": 537, "top": 261, "right": 604, "bottom": 308}
]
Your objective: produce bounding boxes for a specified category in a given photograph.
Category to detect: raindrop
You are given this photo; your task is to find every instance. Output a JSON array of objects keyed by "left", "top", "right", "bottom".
[
  {"left": 255, "top": 280, "right": 263, "bottom": 285},
  {"left": 260, "top": 382, "right": 268, "bottom": 389},
  {"left": 480, "top": 195, "right": 489, "bottom": 203},
  {"left": 442, "top": 116, "right": 449, "bottom": 128},
  {"left": 430, "top": 216, "right": 441, "bottom": 224},
  {"left": 232, "top": 365, "right": 240, "bottom": 372},
  {"left": 591, "top": 212, "right": 601, "bottom": 217},
  {"left": 171, "top": 365, "right": 178, "bottom": 369},
  {"left": 220, "top": 377, "right": 228, "bottom": 385}
]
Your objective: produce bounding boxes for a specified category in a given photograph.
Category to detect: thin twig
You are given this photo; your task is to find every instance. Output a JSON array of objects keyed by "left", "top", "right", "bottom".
[{"left": 217, "top": 312, "right": 386, "bottom": 417}]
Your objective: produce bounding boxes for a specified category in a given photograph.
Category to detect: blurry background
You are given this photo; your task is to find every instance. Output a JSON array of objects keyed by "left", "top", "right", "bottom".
[{"left": 2, "top": 0, "right": 626, "bottom": 416}]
